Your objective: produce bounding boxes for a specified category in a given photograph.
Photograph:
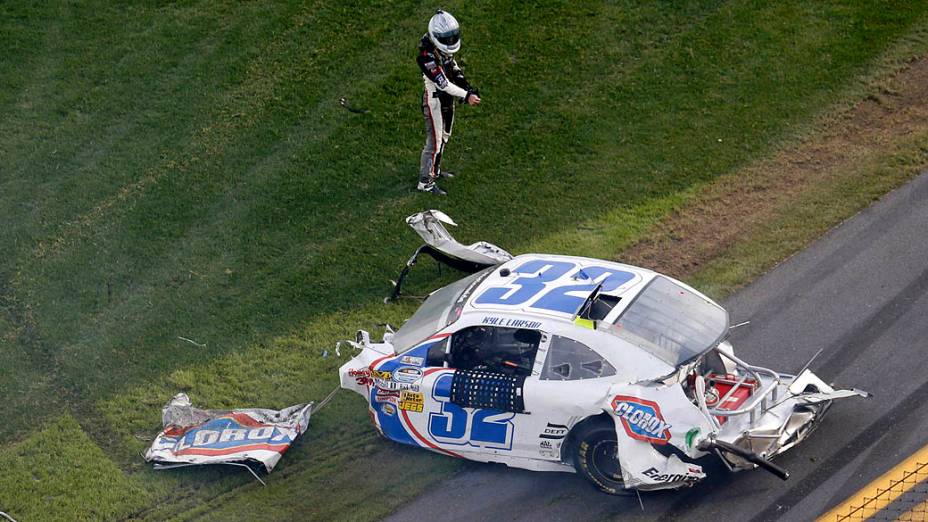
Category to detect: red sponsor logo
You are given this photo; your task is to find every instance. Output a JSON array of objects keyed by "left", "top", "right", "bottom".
[{"left": 348, "top": 368, "right": 373, "bottom": 386}]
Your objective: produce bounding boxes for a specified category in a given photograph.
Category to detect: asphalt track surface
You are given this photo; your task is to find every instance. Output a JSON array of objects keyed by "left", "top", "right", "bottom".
[{"left": 386, "top": 172, "right": 928, "bottom": 522}]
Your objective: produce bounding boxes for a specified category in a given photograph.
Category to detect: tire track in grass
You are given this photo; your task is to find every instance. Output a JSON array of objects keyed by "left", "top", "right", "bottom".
[
  {"left": 0, "top": 4, "right": 267, "bottom": 443},
  {"left": 0, "top": 4, "right": 223, "bottom": 245},
  {"left": 94, "top": 301, "right": 419, "bottom": 519},
  {"left": 48, "top": 3, "right": 428, "bottom": 449},
  {"left": 0, "top": 1, "right": 410, "bottom": 443},
  {"left": 0, "top": 415, "right": 150, "bottom": 522}
]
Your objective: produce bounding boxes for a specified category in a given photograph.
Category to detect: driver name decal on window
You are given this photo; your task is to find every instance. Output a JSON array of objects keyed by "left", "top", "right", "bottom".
[
  {"left": 611, "top": 395, "right": 672, "bottom": 445},
  {"left": 481, "top": 316, "right": 542, "bottom": 329}
]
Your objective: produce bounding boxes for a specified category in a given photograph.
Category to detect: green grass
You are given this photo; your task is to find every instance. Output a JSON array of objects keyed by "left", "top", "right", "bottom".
[
  {"left": 691, "top": 134, "right": 928, "bottom": 300},
  {"left": 0, "top": 416, "right": 149, "bottom": 520},
  {"left": 1, "top": 0, "right": 928, "bottom": 520}
]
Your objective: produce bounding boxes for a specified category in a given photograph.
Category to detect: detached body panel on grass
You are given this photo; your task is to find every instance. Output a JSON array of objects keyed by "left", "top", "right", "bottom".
[{"left": 339, "top": 212, "right": 869, "bottom": 493}]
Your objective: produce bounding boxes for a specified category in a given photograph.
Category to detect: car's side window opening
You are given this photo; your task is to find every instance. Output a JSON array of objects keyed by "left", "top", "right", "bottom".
[
  {"left": 540, "top": 335, "right": 616, "bottom": 380},
  {"left": 426, "top": 338, "right": 450, "bottom": 367},
  {"left": 449, "top": 326, "right": 541, "bottom": 377}
]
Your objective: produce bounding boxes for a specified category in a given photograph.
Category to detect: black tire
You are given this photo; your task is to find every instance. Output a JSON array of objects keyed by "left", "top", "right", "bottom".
[{"left": 572, "top": 418, "right": 632, "bottom": 495}]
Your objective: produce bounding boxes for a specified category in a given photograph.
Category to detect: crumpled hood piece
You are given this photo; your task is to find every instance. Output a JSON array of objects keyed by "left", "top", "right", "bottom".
[{"left": 407, "top": 210, "right": 513, "bottom": 266}]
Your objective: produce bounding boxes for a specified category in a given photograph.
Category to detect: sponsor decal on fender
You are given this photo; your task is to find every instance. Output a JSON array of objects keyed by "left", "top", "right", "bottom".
[
  {"left": 399, "top": 390, "right": 424, "bottom": 412},
  {"left": 400, "top": 355, "right": 425, "bottom": 366},
  {"left": 539, "top": 422, "right": 568, "bottom": 440},
  {"left": 348, "top": 368, "right": 373, "bottom": 386},
  {"left": 611, "top": 395, "right": 672, "bottom": 445},
  {"left": 371, "top": 370, "right": 392, "bottom": 380},
  {"left": 375, "top": 389, "right": 400, "bottom": 404},
  {"left": 382, "top": 403, "right": 396, "bottom": 416},
  {"left": 538, "top": 439, "right": 559, "bottom": 458},
  {"left": 393, "top": 366, "right": 423, "bottom": 384},
  {"left": 375, "top": 380, "right": 420, "bottom": 392},
  {"left": 642, "top": 466, "right": 701, "bottom": 483},
  {"left": 372, "top": 369, "right": 394, "bottom": 389}
]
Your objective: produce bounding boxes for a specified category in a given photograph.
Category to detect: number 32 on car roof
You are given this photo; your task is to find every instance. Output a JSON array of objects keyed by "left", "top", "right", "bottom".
[{"left": 474, "top": 259, "right": 635, "bottom": 315}]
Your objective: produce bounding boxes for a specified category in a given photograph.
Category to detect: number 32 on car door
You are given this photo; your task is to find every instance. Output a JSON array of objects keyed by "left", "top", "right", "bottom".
[{"left": 427, "top": 373, "right": 515, "bottom": 451}]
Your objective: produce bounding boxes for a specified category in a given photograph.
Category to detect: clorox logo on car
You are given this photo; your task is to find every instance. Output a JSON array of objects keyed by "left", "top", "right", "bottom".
[{"left": 611, "top": 395, "right": 672, "bottom": 445}]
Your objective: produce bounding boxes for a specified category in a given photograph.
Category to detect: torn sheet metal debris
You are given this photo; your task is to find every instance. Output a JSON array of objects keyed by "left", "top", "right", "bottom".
[
  {"left": 406, "top": 210, "right": 513, "bottom": 266},
  {"left": 143, "top": 393, "right": 311, "bottom": 473},
  {"left": 388, "top": 210, "right": 513, "bottom": 301}
]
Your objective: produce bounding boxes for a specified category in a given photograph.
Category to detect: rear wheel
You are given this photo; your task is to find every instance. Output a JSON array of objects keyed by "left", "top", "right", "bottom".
[{"left": 572, "top": 418, "right": 630, "bottom": 495}]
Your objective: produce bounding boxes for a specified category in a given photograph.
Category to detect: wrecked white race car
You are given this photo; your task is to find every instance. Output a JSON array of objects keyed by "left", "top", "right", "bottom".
[{"left": 339, "top": 211, "right": 869, "bottom": 493}]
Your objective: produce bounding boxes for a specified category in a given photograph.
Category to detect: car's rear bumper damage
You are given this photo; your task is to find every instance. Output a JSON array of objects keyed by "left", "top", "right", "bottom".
[{"left": 607, "top": 356, "right": 870, "bottom": 490}]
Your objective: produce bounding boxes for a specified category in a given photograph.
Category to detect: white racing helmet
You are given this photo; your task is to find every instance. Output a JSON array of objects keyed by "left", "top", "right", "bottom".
[{"left": 428, "top": 9, "right": 461, "bottom": 55}]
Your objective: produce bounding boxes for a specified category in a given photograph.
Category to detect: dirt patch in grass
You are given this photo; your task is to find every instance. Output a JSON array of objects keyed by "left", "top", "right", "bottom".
[{"left": 620, "top": 55, "right": 928, "bottom": 280}]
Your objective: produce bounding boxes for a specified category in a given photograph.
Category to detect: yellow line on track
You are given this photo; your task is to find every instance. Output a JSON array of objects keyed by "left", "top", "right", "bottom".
[{"left": 817, "top": 443, "right": 928, "bottom": 521}]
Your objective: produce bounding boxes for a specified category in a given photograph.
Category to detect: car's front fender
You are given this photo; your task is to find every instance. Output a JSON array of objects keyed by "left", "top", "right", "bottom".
[
  {"left": 604, "top": 382, "right": 716, "bottom": 490},
  {"left": 338, "top": 332, "right": 395, "bottom": 397}
]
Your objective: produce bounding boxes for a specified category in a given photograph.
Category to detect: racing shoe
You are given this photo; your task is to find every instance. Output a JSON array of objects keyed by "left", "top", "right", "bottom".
[
  {"left": 417, "top": 181, "right": 447, "bottom": 196},
  {"left": 437, "top": 170, "right": 456, "bottom": 179}
]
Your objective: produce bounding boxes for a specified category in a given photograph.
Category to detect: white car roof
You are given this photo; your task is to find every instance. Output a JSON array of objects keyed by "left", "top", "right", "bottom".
[
  {"left": 455, "top": 254, "right": 677, "bottom": 378},
  {"left": 464, "top": 254, "right": 656, "bottom": 322}
]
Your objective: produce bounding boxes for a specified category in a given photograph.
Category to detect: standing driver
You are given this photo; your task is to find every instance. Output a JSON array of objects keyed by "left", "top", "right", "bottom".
[{"left": 417, "top": 9, "right": 481, "bottom": 196}]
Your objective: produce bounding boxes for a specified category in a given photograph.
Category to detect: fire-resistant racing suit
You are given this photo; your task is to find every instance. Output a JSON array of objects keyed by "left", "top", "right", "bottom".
[{"left": 417, "top": 34, "right": 478, "bottom": 187}]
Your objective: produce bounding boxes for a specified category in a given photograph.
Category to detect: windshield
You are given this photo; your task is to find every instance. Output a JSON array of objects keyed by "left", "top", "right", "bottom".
[
  {"left": 392, "top": 268, "right": 494, "bottom": 353},
  {"left": 611, "top": 276, "right": 728, "bottom": 367}
]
